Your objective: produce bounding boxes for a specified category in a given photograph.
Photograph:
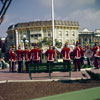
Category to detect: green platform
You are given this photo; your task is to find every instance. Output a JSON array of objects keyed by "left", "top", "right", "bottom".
[{"left": 29, "top": 87, "right": 100, "bottom": 100}]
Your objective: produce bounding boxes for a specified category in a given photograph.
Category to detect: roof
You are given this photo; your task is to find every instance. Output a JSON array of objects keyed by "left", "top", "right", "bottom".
[
  {"left": 79, "top": 28, "right": 93, "bottom": 34},
  {"left": 7, "top": 20, "right": 79, "bottom": 30}
]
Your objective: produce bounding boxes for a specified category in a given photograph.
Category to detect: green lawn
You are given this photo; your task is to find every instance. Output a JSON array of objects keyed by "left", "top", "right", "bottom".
[{"left": 29, "top": 87, "right": 100, "bottom": 100}]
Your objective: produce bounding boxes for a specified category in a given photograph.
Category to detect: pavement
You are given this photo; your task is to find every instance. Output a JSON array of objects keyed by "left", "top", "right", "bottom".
[{"left": 0, "top": 67, "right": 100, "bottom": 82}]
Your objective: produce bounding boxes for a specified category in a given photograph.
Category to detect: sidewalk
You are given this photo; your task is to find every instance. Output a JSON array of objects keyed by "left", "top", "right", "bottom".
[{"left": 0, "top": 68, "right": 100, "bottom": 81}]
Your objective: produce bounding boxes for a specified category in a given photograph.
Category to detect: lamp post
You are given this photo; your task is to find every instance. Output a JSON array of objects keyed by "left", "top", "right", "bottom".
[{"left": 21, "top": 35, "right": 29, "bottom": 50}]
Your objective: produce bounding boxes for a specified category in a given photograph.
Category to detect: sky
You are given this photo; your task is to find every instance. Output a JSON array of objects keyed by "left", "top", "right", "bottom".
[{"left": 0, "top": 0, "right": 100, "bottom": 37}]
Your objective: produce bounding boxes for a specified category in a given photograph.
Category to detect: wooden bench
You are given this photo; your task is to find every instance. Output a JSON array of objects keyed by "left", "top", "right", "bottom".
[{"left": 29, "top": 62, "right": 71, "bottom": 80}]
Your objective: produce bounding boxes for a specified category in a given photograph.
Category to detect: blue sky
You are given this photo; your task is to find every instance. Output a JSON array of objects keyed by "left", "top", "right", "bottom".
[{"left": 0, "top": 0, "right": 100, "bottom": 37}]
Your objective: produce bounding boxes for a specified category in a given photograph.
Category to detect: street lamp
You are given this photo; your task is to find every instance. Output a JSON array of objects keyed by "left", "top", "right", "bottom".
[{"left": 21, "top": 35, "right": 29, "bottom": 49}]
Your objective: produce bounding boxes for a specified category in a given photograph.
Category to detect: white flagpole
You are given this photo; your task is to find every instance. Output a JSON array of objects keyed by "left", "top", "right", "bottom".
[{"left": 51, "top": 0, "right": 55, "bottom": 46}]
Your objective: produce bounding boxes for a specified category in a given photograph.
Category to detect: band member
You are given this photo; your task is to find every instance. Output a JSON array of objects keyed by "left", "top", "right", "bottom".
[
  {"left": 92, "top": 41, "right": 99, "bottom": 69},
  {"left": 79, "top": 45, "right": 85, "bottom": 65},
  {"left": 11, "top": 45, "right": 16, "bottom": 72},
  {"left": 73, "top": 40, "right": 81, "bottom": 71},
  {"left": 52, "top": 46, "right": 58, "bottom": 62},
  {"left": 23, "top": 43, "right": 30, "bottom": 73},
  {"left": 61, "top": 41, "right": 71, "bottom": 71},
  {"left": 31, "top": 42, "right": 41, "bottom": 70},
  {"left": 16, "top": 44, "right": 23, "bottom": 72},
  {"left": 45, "top": 43, "right": 55, "bottom": 70},
  {"left": 97, "top": 45, "right": 100, "bottom": 68},
  {"left": 9, "top": 46, "right": 12, "bottom": 72}
]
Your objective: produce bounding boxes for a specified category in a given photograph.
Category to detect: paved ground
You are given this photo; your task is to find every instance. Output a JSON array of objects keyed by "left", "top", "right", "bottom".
[{"left": 0, "top": 68, "right": 100, "bottom": 81}]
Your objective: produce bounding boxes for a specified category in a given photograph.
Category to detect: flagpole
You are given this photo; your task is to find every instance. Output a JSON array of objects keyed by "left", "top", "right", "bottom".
[{"left": 51, "top": 0, "right": 55, "bottom": 46}]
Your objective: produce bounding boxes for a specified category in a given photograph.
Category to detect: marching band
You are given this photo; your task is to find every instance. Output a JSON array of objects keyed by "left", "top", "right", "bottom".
[{"left": 8, "top": 41, "right": 100, "bottom": 73}]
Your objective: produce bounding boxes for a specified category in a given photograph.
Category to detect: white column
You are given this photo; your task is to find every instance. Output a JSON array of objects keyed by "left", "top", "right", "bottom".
[
  {"left": 15, "top": 30, "right": 18, "bottom": 50},
  {"left": 51, "top": 0, "right": 55, "bottom": 46}
]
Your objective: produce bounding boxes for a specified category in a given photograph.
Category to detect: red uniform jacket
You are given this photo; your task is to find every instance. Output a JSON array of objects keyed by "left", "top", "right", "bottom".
[
  {"left": 80, "top": 47, "right": 85, "bottom": 57},
  {"left": 23, "top": 49, "right": 30, "bottom": 62},
  {"left": 29, "top": 50, "right": 32, "bottom": 60},
  {"left": 73, "top": 46, "right": 81, "bottom": 59},
  {"left": 95, "top": 47, "right": 100, "bottom": 57},
  {"left": 11, "top": 51, "right": 16, "bottom": 62},
  {"left": 9, "top": 49, "right": 12, "bottom": 61},
  {"left": 31, "top": 48, "right": 41, "bottom": 61},
  {"left": 45, "top": 49, "right": 55, "bottom": 61},
  {"left": 16, "top": 49, "right": 23, "bottom": 61},
  {"left": 61, "top": 47, "right": 70, "bottom": 60},
  {"left": 92, "top": 46, "right": 99, "bottom": 57}
]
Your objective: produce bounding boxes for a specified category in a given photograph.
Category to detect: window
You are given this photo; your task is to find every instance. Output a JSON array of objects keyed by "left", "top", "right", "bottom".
[
  {"left": 59, "top": 31, "right": 62, "bottom": 36},
  {"left": 31, "top": 35, "right": 34, "bottom": 37},
  {"left": 66, "top": 31, "right": 68, "bottom": 36},
  {"left": 38, "top": 34, "right": 41, "bottom": 37},
  {"left": 72, "top": 31, "right": 75, "bottom": 36},
  {"left": 35, "top": 35, "right": 38, "bottom": 37},
  {"left": 48, "top": 34, "right": 51, "bottom": 37}
]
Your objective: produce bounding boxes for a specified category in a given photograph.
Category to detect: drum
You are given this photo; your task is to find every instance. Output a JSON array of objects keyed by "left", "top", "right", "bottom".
[{"left": 84, "top": 49, "right": 93, "bottom": 58}]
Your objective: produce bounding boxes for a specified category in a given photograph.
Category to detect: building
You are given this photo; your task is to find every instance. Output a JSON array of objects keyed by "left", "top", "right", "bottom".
[
  {"left": 79, "top": 28, "right": 100, "bottom": 45},
  {"left": 0, "top": 37, "right": 6, "bottom": 53},
  {"left": 7, "top": 20, "right": 79, "bottom": 49}
]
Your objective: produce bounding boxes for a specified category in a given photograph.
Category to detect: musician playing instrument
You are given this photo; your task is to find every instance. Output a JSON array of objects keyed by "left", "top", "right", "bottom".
[
  {"left": 31, "top": 42, "right": 41, "bottom": 70},
  {"left": 79, "top": 45, "right": 85, "bottom": 65},
  {"left": 92, "top": 41, "right": 99, "bottom": 69},
  {"left": 9, "top": 46, "right": 13, "bottom": 72},
  {"left": 45, "top": 43, "right": 55, "bottom": 70},
  {"left": 16, "top": 44, "right": 23, "bottom": 72},
  {"left": 23, "top": 43, "right": 30, "bottom": 73},
  {"left": 11, "top": 45, "right": 16, "bottom": 72},
  {"left": 73, "top": 40, "right": 81, "bottom": 71},
  {"left": 61, "top": 41, "right": 71, "bottom": 71}
]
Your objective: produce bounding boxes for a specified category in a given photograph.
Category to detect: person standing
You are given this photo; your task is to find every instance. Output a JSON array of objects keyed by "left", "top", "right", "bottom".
[
  {"left": 79, "top": 45, "right": 85, "bottom": 65},
  {"left": 61, "top": 41, "right": 71, "bottom": 71},
  {"left": 9, "top": 46, "right": 12, "bottom": 72},
  {"left": 45, "top": 43, "right": 55, "bottom": 70},
  {"left": 97, "top": 45, "right": 100, "bottom": 68},
  {"left": 16, "top": 44, "right": 23, "bottom": 72},
  {"left": 23, "top": 43, "right": 30, "bottom": 73},
  {"left": 73, "top": 40, "right": 81, "bottom": 71},
  {"left": 31, "top": 42, "right": 41, "bottom": 70},
  {"left": 11, "top": 45, "right": 16, "bottom": 72},
  {"left": 92, "top": 41, "right": 99, "bottom": 69}
]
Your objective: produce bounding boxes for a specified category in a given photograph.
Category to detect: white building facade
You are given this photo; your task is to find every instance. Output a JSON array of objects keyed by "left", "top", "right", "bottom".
[{"left": 7, "top": 20, "right": 79, "bottom": 49}]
